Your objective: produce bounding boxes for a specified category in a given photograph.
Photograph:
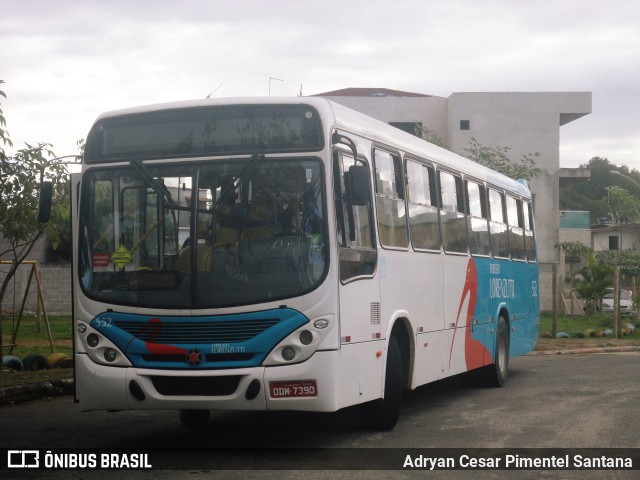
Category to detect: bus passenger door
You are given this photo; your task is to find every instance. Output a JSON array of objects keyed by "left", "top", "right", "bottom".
[
  {"left": 334, "top": 150, "right": 382, "bottom": 403},
  {"left": 334, "top": 151, "right": 380, "bottom": 341}
]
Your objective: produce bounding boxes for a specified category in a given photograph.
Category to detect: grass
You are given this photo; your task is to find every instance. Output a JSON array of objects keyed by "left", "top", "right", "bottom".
[
  {"left": 1, "top": 313, "right": 73, "bottom": 359},
  {"left": 537, "top": 311, "right": 640, "bottom": 351},
  {"left": 539, "top": 311, "right": 639, "bottom": 337}
]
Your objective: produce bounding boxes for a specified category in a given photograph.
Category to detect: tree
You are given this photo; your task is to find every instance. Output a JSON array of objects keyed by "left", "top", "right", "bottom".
[
  {"left": 414, "top": 125, "right": 449, "bottom": 149},
  {"left": 560, "top": 156, "right": 640, "bottom": 223},
  {"left": 606, "top": 186, "right": 640, "bottom": 224},
  {"left": 573, "top": 254, "right": 614, "bottom": 314},
  {"left": 0, "top": 81, "right": 69, "bottom": 364},
  {"left": 464, "top": 137, "right": 541, "bottom": 181},
  {"left": 415, "top": 125, "right": 541, "bottom": 181}
]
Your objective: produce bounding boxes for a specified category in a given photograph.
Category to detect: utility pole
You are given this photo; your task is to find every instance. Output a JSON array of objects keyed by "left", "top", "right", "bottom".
[{"left": 268, "top": 77, "right": 283, "bottom": 96}]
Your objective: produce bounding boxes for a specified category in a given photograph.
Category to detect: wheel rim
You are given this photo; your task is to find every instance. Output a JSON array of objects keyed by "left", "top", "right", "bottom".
[{"left": 497, "top": 334, "right": 507, "bottom": 374}]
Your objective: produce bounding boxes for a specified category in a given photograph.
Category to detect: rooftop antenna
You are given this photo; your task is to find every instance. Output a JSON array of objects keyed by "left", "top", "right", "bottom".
[
  {"left": 206, "top": 84, "right": 223, "bottom": 98},
  {"left": 269, "top": 77, "right": 283, "bottom": 96}
]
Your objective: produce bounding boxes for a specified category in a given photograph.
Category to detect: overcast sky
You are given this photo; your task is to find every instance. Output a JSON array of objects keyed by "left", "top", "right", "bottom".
[{"left": 2, "top": 0, "right": 639, "bottom": 170}]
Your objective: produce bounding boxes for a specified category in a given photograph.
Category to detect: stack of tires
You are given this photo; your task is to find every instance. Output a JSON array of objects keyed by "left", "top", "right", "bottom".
[{"left": 2, "top": 353, "right": 73, "bottom": 371}]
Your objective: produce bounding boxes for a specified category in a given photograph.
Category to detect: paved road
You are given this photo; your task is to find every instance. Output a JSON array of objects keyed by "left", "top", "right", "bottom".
[{"left": 1, "top": 352, "right": 639, "bottom": 479}]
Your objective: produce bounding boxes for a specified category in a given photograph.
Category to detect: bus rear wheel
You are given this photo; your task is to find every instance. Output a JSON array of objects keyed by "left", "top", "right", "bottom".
[
  {"left": 483, "top": 315, "right": 509, "bottom": 387},
  {"left": 358, "top": 335, "right": 403, "bottom": 430},
  {"left": 179, "top": 409, "right": 210, "bottom": 429}
]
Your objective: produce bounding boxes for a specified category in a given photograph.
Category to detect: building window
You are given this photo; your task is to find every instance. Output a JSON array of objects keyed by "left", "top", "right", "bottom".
[
  {"left": 460, "top": 120, "right": 470, "bottom": 131},
  {"left": 389, "top": 122, "right": 422, "bottom": 137},
  {"left": 609, "top": 235, "right": 619, "bottom": 250}
]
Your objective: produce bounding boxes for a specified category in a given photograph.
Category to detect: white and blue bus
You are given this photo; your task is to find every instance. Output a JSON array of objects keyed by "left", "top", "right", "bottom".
[{"left": 70, "top": 97, "right": 539, "bottom": 430}]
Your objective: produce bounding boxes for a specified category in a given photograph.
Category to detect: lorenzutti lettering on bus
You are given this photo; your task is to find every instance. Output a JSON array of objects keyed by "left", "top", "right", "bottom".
[
  {"left": 489, "top": 263, "right": 515, "bottom": 299},
  {"left": 211, "top": 343, "right": 246, "bottom": 354}
]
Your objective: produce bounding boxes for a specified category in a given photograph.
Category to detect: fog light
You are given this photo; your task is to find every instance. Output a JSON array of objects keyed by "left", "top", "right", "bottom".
[
  {"left": 87, "top": 333, "right": 99, "bottom": 347},
  {"left": 299, "top": 330, "right": 313, "bottom": 345},
  {"left": 77, "top": 323, "right": 87, "bottom": 334},
  {"left": 282, "top": 346, "right": 296, "bottom": 361},
  {"left": 104, "top": 348, "right": 117, "bottom": 363}
]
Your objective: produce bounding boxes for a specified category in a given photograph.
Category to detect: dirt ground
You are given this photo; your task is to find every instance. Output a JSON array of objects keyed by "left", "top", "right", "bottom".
[{"left": 0, "top": 364, "right": 73, "bottom": 390}]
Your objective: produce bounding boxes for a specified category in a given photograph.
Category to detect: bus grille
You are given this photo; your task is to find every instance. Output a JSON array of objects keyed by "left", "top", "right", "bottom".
[
  {"left": 150, "top": 375, "right": 241, "bottom": 396},
  {"left": 114, "top": 319, "right": 279, "bottom": 344}
]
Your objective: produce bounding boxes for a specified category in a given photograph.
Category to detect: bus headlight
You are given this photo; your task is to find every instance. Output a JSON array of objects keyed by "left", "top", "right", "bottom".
[
  {"left": 77, "top": 323, "right": 131, "bottom": 367},
  {"left": 299, "top": 330, "right": 313, "bottom": 345},
  {"left": 103, "top": 348, "right": 118, "bottom": 363},
  {"left": 282, "top": 346, "right": 296, "bottom": 361},
  {"left": 87, "top": 333, "right": 100, "bottom": 347},
  {"left": 263, "top": 317, "right": 335, "bottom": 366}
]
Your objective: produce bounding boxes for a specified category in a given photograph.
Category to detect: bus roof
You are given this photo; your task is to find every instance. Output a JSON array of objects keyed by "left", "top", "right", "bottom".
[{"left": 91, "top": 97, "right": 532, "bottom": 198}]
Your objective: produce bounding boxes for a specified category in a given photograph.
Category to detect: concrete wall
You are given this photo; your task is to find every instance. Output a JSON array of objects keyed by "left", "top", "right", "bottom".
[
  {"left": 0, "top": 235, "right": 72, "bottom": 316},
  {"left": 319, "top": 95, "right": 449, "bottom": 141}
]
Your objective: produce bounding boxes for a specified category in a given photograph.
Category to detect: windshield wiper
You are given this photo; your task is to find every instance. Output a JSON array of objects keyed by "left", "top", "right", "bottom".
[
  {"left": 214, "top": 152, "right": 264, "bottom": 210},
  {"left": 130, "top": 159, "right": 177, "bottom": 208}
]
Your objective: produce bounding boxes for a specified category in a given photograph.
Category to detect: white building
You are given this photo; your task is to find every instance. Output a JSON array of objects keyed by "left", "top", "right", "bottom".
[{"left": 313, "top": 88, "right": 592, "bottom": 310}]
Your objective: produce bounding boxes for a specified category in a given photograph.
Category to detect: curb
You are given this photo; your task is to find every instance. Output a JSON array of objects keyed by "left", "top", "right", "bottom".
[
  {"left": 530, "top": 345, "right": 640, "bottom": 355},
  {"left": 0, "top": 378, "right": 74, "bottom": 405}
]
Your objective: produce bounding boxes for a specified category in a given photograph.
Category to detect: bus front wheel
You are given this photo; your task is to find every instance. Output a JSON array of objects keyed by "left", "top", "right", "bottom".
[
  {"left": 358, "top": 335, "right": 403, "bottom": 430},
  {"left": 179, "top": 409, "right": 210, "bottom": 429}
]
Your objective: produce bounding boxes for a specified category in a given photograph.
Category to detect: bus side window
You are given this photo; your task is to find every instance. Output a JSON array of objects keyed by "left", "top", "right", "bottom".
[
  {"left": 439, "top": 171, "right": 467, "bottom": 253},
  {"left": 523, "top": 200, "right": 536, "bottom": 261},
  {"left": 374, "top": 149, "right": 408, "bottom": 248},
  {"left": 406, "top": 159, "right": 440, "bottom": 251},
  {"left": 488, "top": 188, "right": 509, "bottom": 258},
  {"left": 466, "top": 180, "right": 490, "bottom": 256},
  {"left": 507, "top": 195, "right": 526, "bottom": 260},
  {"left": 334, "top": 151, "right": 376, "bottom": 281}
]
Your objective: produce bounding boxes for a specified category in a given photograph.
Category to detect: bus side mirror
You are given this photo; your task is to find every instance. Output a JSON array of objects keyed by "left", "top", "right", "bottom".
[
  {"left": 37, "top": 181, "right": 53, "bottom": 223},
  {"left": 348, "top": 165, "right": 370, "bottom": 206}
]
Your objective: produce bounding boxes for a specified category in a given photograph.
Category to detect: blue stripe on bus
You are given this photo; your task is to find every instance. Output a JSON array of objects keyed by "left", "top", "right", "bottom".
[{"left": 89, "top": 308, "right": 309, "bottom": 369}]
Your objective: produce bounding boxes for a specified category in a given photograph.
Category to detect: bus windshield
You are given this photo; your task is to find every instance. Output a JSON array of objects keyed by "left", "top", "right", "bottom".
[{"left": 78, "top": 157, "right": 327, "bottom": 308}]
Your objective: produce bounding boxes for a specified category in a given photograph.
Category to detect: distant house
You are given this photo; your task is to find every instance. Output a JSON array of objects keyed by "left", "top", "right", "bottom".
[{"left": 592, "top": 222, "right": 640, "bottom": 253}]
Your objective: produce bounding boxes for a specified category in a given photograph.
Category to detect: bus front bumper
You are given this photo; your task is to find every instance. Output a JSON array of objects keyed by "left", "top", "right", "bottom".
[{"left": 75, "top": 351, "right": 341, "bottom": 413}]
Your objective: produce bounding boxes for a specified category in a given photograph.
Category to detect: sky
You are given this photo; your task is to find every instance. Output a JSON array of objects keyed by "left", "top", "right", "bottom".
[{"left": 2, "top": 0, "right": 640, "bottom": 170}]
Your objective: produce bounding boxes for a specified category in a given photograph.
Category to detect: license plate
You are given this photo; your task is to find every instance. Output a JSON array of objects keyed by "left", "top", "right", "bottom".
[{"left": 269, "top": 380, "right": 317, "bottom": 398}]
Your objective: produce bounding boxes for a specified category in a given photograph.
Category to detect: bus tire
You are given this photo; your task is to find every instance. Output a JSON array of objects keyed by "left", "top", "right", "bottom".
[
  {"left": 483, "top": 315, "right": 509, "bottom": 388},
  {"left": 179, "top": 409, "right": 210, "bottom": 429},
  {"left": 22, "top": 354, "right": 49, "bottom": 371},
  {"left": 3, "top": 355, "right": 24, "bottom": 371},
  {"left": 47, "top": 353, "right": 72, "bottom": 369},
  {"left": 358, "top": 335, "right": 403, "bottom": 430}
]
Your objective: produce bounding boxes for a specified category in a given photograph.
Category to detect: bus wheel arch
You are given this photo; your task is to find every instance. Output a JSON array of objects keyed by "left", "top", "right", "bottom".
[{"left": 357, "top": 320, "right": 410, "bottom": 430}]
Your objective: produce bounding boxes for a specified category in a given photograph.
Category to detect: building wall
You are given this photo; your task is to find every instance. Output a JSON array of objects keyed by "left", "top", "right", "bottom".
[
  {"left": 0, "top": 235, "right": 72, "bottom": 316},
  {"left": 320, "top": 96, "right": 449, "bottom": 139}
]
